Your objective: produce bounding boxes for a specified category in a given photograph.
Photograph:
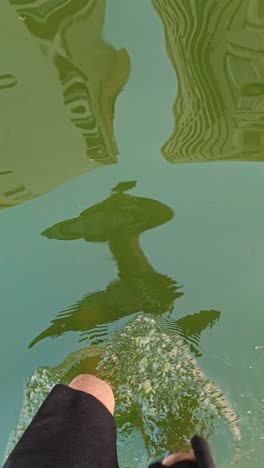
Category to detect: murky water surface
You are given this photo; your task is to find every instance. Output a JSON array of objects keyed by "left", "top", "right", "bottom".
[{"left": 1, "top": 1, "right": 264, "bottom": 466}]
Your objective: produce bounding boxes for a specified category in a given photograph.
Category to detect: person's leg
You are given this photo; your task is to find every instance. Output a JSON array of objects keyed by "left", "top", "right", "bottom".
[
  {"left": 4, "top": 374, "right": 119, "bottom": 468},
  {"left": 69, "top": 374, "right": 115, "bottom": 415}
]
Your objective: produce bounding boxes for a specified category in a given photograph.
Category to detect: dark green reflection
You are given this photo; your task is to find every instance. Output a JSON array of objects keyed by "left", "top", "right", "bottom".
[
  {"left": 30, "top": 182, "right": 219, "bottom": 352},
  {"left": 154, "top": 0, "right": 264, "bottom": 162},
  {"left": 30, "top": 181, "right": 180, "bottom": 346}
]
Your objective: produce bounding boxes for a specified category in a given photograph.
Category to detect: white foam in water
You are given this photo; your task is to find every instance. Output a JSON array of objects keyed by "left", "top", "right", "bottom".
[{"left": 6, "top": 315, "right": 240, "bottom": 466}]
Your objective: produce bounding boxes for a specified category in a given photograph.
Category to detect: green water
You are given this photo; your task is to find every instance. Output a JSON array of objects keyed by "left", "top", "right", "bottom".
[{"left": 1, "top": 0, "right": 264, "bottom": 465}]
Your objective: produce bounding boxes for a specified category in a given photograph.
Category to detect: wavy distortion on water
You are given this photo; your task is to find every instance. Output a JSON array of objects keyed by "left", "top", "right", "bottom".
[
  {"left": 6, "top": 315, "right": 240, "bottom": 467},
  {"left": 29, "top": 182, "right": 181, "bottom": 348},
  {"left": 10, "top": 0, "right": 130, "bottom": 163},
  {"left": 1, "top": 0, "right": 130, "bottom": 208},
  {"left": 153, "top": 0, "right": 264, "bottom": 162}
]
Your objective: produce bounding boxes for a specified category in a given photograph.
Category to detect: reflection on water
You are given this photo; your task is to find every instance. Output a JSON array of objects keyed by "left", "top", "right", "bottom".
[
  {"left": 30, "top": 181, "right": 181, "bottom": 347},
  {"left": 1, "top": 0, "right": 130, "bottom": 208},
  {"left": 30, "top": 182, "right": 219, "bottom": 354},
  {"left": 10, "top": 0, "right": 130, "bottom": 163},
  {"left": 2, "top": 1, "right": 254, "bottom": 463},
  {"left": 154, "top": 0, "right": 264, "bottom": 162},
  {"left": 11, "top": 183, "right": 240, "bottom": 465}
]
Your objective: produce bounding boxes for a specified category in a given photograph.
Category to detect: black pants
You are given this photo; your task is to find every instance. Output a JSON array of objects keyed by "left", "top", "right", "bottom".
[{"left": 4, "top": 384, "right": 198, "bottom": 468}]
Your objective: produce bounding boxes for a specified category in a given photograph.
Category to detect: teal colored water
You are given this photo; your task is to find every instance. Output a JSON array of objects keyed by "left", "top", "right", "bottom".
[{"left": 1, "top": 0, "right": 264, "bottom": 466}]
